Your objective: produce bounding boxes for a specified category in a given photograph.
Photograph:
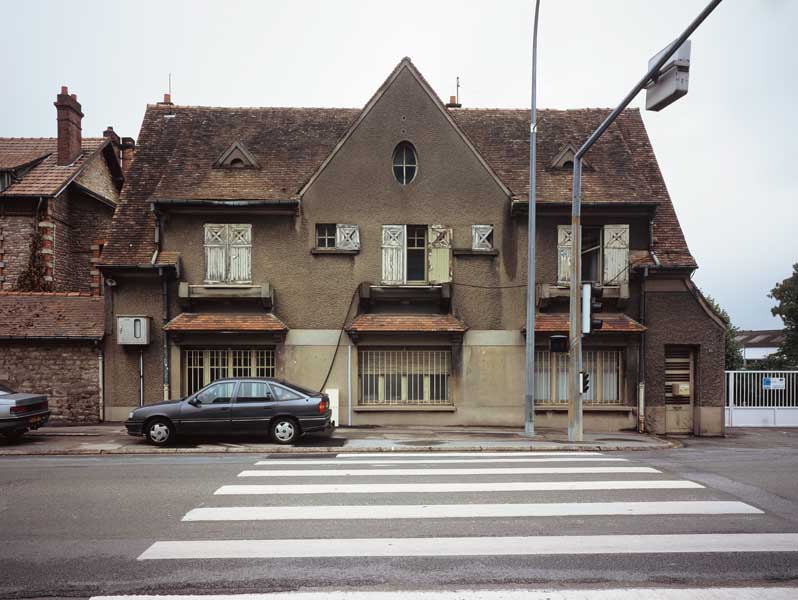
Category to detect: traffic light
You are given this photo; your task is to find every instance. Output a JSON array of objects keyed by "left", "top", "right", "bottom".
[
  {"left": 581, "top": 283, "right": 603, "bottom": 334},
  {"left": 579, "top": 370, "right": 591, "bottom": 394}
]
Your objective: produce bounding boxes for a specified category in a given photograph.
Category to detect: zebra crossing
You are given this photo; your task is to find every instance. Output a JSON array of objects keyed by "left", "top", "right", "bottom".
[{"left": 137, "top": 449, "right": 798, "bottom": 564}]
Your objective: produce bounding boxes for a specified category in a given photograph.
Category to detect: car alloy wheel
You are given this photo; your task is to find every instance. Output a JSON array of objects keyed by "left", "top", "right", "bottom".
[
  {"left": 146, "top": 419, "right": 172, "bottom": 446},
  {"left": 271, "top": 418, "right": 298, "bottom": 444}
]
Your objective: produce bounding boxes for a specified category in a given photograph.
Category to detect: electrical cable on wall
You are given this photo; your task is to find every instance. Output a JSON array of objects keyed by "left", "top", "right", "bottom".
[{"left": 318, "top": 285, "right": 361, "bottom": 393}]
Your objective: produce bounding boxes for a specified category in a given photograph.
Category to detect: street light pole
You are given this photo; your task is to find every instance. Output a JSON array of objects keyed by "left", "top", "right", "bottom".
[
  {"left": 524, "top": 0, "right": 542, "bottom": 436},
  {"left": 567, "top": 0, "right": 723, "bottom": 442}
]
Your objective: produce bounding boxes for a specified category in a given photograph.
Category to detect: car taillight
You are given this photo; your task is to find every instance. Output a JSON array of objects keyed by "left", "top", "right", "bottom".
[
  {"left": 319, "top": 398, "right": 329, "bottom": 413},
  {"left": 11, "top": 401, "right": 48, "bottom": 414}
]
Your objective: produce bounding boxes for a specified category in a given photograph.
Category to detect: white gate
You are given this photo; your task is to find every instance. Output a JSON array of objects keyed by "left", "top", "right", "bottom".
[{"left": 725, "top": 370, "right": 798, "bottom": 427}]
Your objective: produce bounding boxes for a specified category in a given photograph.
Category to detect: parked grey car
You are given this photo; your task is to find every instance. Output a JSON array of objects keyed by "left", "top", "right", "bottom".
[
  {"left": 0, "top": 383, "right": 50, "bottom": 440},
  {"left": 125, "top": 378, "right": 333, "bottom": 446}
]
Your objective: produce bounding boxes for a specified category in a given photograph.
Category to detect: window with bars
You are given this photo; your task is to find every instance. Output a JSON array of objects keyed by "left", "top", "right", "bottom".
[
  {"left": 182, "top": 348, "right": 275, "bottom": 396},
  {"left": 534, "top": 349, "right": 624, "bottom": 405},
  {"left": 359, "top": 347, "right": 451, "bottom": 406}
]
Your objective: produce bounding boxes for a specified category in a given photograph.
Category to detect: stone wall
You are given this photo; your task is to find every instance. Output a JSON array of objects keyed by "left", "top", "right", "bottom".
[
  {"left": 0, "top": 341, "right": 100, "bottom": 424},
  {"left": 0, "top": 214, "right": 36, "bottom": 290}
]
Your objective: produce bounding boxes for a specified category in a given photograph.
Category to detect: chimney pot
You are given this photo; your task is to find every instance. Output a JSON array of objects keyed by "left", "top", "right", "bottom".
[
  {"left": 61, "top": 85, "right": 69, "bottom": 94},
  {"left": 163, "top": 93, "right": 171, "bottom": 103},
  {"left": 70, "top": 93, "right": 77, "bottom": 100},
  {"left": 450, "top": 96, "right": 457, "bottom": 104}
]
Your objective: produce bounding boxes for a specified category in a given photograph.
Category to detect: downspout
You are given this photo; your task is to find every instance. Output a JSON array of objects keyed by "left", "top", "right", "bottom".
[
  {"left": 97, "top": 340, "right": 104, "bottom": 422},
  {"left": 347, "top": 343, "right": 353, "bottom": 426},
  {"left": 639, "top": 265, "right": 648, "bottom": 433},
  {"left": 155, "top": 210, "right": 170, "bottom": 401}
]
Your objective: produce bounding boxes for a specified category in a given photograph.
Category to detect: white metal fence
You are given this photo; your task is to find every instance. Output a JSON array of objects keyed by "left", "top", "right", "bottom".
[{"left": 725, "top": 370, "right": 798, "bottom": 427}]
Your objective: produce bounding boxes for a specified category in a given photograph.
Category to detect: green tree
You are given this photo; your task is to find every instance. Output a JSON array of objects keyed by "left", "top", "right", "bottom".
[
  {"left": 769, "top": 263, "right": 798, "bottom": 368},
  {"left": 702, "top": 291, "right": 744, "bottom": 370}
]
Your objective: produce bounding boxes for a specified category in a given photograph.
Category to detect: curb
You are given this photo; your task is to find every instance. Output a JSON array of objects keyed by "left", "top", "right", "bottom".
[{"left": 0, "top": 441, "right": 676, "bottom": 457}]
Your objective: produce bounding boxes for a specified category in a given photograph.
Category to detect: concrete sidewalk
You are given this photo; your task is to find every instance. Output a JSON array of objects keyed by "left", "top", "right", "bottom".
[{"left": 0, "top": 423, "right": 675, "bottom": 455}]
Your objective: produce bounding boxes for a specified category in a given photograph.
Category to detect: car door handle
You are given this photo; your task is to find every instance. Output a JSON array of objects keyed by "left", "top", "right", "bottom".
[{"left": 220, "top": 407, "right": 230, "bottom": 411}]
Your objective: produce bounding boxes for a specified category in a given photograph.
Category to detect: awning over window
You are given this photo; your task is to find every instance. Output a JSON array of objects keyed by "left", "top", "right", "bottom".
[
  {"left": 163, "top": 312, "right": 287, "bottom": 333},
  {"left": 346, "top": 313, "right": 467, "bottom": 334},
  {"left": 525, "top": 313, "right": 646, "bottom": 334}
]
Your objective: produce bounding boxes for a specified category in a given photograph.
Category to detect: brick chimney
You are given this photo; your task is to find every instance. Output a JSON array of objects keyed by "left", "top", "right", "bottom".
[{"left": 54, "top": 86, "right": 84, "bottom": 165}]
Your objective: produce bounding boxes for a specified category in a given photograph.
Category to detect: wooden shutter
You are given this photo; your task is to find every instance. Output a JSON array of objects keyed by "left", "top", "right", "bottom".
[
  {"left": 428, "top": 225, "right": 452, "bottom": 284},
  {"left": 381, "top": 225, "right": 404, "bottom": 284},
  {"left": 204, "top": 224, "right": 227, "bottom": 283},
  {"left": 472, "top": 225, "right": 494, "bottom": 250},
  {"left": 336, "top": 224, "right": 360, "bottom": 250},
  {"left": 228, "top": 224, "right": 252, "bottom": 283},
  {"left": 557, "top": 225, "right": 572, "bottom": 284},
  {"left": 602, "top": 224, "right": 629, "bottom": 285}
]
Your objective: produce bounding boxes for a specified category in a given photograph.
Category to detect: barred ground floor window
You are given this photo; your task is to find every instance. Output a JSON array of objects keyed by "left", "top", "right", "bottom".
[
  {"left": 182, "top": 348, "right": 275, "bottom": 396},
  {"left": 359, "top": 347, "right": 452, "bottom": 406},
  {"left": 534, "top": 348, "right": 624, "bottom": 406}
]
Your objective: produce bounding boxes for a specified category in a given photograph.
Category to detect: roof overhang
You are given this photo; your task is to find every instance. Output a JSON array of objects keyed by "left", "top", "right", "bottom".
[
  {"left": 163, "top": 312, "right": 288, "bottom": 334},
  {"left": 511, "top": 199, "right": 659, "bottom": 218},
  {"left": 150, "top": 198, "right": 299, "bottom": 215},
  {"left": 523, "top": 313, "right": 646, "bottom": 335}
]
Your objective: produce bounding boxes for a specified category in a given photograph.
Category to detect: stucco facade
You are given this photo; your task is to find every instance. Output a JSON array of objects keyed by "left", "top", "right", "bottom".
[{"left": 99, "top": 59, "right": 725, "bottom": 435}]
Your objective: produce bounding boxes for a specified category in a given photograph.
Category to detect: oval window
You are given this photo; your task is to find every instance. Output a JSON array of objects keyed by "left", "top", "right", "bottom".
[{"left": 392, "top": 142, "right": 417, "bottom": 185}]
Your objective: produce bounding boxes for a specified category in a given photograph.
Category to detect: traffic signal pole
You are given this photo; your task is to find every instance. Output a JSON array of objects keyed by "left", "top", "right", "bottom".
[{"left": 566, "top": 0, "right": 722, "bottom": 443}]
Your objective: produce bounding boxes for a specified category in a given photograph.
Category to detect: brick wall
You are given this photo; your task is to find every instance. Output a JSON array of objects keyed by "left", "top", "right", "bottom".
[
  {"left": 49, "top": 190, "right": 114, "bottom": 293},
  {"left": 0, "top": 215, "right": 36, "bottom": 291},
  {"left": 0, "top": 341, "right": 100, "bottom": 424}
]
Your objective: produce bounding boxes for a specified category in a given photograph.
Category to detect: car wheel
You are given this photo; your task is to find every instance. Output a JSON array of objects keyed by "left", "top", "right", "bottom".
[
  {"left": 145, "top": 418, "right": 173, "bottom": 446},
  {"left": 270, "top": 418, "right": 299, "bottom": 445}
]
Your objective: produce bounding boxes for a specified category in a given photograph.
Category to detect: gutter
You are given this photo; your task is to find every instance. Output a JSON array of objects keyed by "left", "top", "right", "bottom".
[
  {"left": 149, "top": 198, "right": 299, "bottom": 207},
  {"left": 0, "top": 335, "right": 102, "bottom": 341}
]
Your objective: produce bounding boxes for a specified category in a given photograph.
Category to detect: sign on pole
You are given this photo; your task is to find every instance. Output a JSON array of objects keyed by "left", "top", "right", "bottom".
[
  {"left": 645, "top": 40, "right": 691, "bottom": 112},
  {"left": 763, "top": 377, "right": 786, "bottom": 391}
]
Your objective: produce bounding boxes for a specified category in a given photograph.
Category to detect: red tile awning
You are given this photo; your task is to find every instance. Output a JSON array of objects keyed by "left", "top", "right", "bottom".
[
  {"left": 163, "top": 312, "right": 287, "bottom": 333},
  {"left": 525, "top": 313, "right": 646, "bottom": 334},
  {"left": 346, "top": 313, "right": 467, "bottom": 334}
]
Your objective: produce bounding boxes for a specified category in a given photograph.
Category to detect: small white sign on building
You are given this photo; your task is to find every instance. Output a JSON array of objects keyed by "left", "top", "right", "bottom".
[{"left": 763, "top": 377, "right": 786, "bottom": 391}]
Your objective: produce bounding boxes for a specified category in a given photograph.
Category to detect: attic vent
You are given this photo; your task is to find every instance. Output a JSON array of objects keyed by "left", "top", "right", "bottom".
[
  {"left": 550, "top": 144, "right": 592, "bottom": 171},
  {"left": 214, "top": 141, "right": 258, "bottom": 169}
]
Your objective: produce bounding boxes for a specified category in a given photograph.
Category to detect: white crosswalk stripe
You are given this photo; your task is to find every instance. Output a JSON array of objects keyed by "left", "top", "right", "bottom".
[
  {"left": 183, "top": 501, "right": 761, "bottom": 521},
  {"left": 237, "top": 466, "right": 658, "bottom": 477},
  {"left": 138, "top": 450, "right": 788, "bottom": 571},
  {"left": 214, "top": 479, "right": 704, "bottom": 495}
]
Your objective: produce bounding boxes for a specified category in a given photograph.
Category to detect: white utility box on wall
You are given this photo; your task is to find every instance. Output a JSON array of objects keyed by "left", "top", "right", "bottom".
[{"left": 116, "top": 316, "right": 150, "bottom": 345}]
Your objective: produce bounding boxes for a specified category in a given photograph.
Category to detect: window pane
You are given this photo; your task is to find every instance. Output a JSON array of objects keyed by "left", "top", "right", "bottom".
[
  {"left": 404, "top": 165, "right": 416, "bottom": 181},
  {"left": 232, "top": 350, "right": 252, "bottom": 377},
  {"left": 271, "top": 385, "right": 303, "bottom": 401},
  {"left": 237, "top": 381, "right": 273, "bottom": 403},
  {"left": 407, "top": 249, "right": 425, "bottom": 281},
  {"left": 393, "top": 165, "right": 405, "bottom": 183},
  {"left": 197, "top": 382, "right": 235, "bottom": 404}
]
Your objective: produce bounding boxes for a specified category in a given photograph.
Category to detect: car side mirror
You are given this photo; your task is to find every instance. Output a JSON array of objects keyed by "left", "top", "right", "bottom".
[{"left": 188, "top": 398, "right": 200, "bottom": 407}]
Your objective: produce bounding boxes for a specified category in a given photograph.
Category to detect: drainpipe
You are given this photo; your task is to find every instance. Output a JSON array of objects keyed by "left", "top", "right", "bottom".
[
  {"left": 139, "top": 350, "right": 144, "bottom": 407},
  {"left": 97, "top": 342, "right": 104, "bottom": 422},
  {"left": 638, "top": 265, "right": 648, "bottom": 433},
  {"left": 347, "top": 343, "right": 353, "bottom": 426},
  {"left": 160, "top": 266, "right": 170, "bottom": 401}
]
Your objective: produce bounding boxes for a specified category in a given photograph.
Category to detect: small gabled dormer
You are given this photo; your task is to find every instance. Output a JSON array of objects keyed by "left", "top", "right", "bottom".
[
  {"left": 214, "top": 141, "right": 258, "bottom": 169},
  {"left": 550, "top": 143, "right": 593, "bottom": 171}
]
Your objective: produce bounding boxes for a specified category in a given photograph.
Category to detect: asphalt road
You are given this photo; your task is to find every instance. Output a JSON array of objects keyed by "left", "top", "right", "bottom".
[{"left": 1, "top": 429, "right": 798, "bottom": 599}]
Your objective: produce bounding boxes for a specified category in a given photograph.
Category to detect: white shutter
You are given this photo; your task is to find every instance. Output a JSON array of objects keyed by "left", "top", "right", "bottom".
[
  {"left": 381, "top": 225, "right": 404, "bottom": 284},
  {"left": 204, "top": 224, "right": 227, "bottom": 283},
  {"left": 472, "top": 225, "right": 494, "bottom": 250},
  {"left": 603, "top": 224, "right": 629, "bottom": 285},
  {"left": 557, "top": 225, "right": 572, "bottom": 284},
  {"left": 336, "top": 224, "right": 360, "bottom": 250},
  {"left": 228, "top": 224, "right": 252, "bottom": 283},
  {"left": 428, "top": 225, "right": 452, "bottom": 284}
]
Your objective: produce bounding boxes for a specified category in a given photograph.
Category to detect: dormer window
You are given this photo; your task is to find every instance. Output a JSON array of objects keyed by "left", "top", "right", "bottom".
[
  {"left": 214, "top": 141, "right": 258, "bottom": 169},
  {"left": 550, "top": 144, "right": 591, "bottom": 171}
]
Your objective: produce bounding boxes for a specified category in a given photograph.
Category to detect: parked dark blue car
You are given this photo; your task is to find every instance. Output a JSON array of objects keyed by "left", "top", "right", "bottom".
[{"left": 125, "top": 378, "right": 333, "bottom": 446}]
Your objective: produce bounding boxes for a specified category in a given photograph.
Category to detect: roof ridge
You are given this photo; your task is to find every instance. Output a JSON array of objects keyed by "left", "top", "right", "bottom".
[{"left": 147, "top": 104, "right": 361, "bottom": 111}]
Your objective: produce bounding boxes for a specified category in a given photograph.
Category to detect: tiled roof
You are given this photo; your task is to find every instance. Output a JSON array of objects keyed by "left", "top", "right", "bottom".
[
  {"left": 100, "top": 69, "right": 694, "bottom": 269},
  {"left": 529, "top": 313, "right": 646, "bottom": 334},
  {"left": 0, "top": 292, "right": 105, "bottom": 339},
  {"left": 735, "top": 329, "right": 785, "bottom": 348},
  {"left": 450, "top": 108, "right": 694, "bottom": 269},
  {"left": 0, "top": 138, "right": 108, "bottom": 197},
  {"left": 153, "top": 250, "right": 181, "bottom": 267},
  {"left": 163, "top": 312, "right": 287, "bottom": 332},
  {"left": 347, "top": 313, "right": 467, "bottom": 334}
]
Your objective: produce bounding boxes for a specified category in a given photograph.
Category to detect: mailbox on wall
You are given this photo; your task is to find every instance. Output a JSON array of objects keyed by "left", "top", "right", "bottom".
[
  {"left": 116, "top": 316, "right": 150, "bottom": 345},
  {"left": 671, "top": 382, "right": 691, "bottom": 397}
]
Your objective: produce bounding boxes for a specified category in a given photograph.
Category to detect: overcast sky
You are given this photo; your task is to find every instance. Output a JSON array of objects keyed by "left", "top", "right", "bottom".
[{"left": 1, "top": 0, "right": 795, "bottom": 330}]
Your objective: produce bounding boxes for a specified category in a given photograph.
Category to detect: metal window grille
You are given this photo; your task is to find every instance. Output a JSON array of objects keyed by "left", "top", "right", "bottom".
[
  {"left": 359, "top": 348, "right": 451, "bottom": 406},
  {"left": 182, "top": 348, "right": 275, "bottom": 396},
  {"left": 534, "top": 349, "right": 623, "bottom": 406}
]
